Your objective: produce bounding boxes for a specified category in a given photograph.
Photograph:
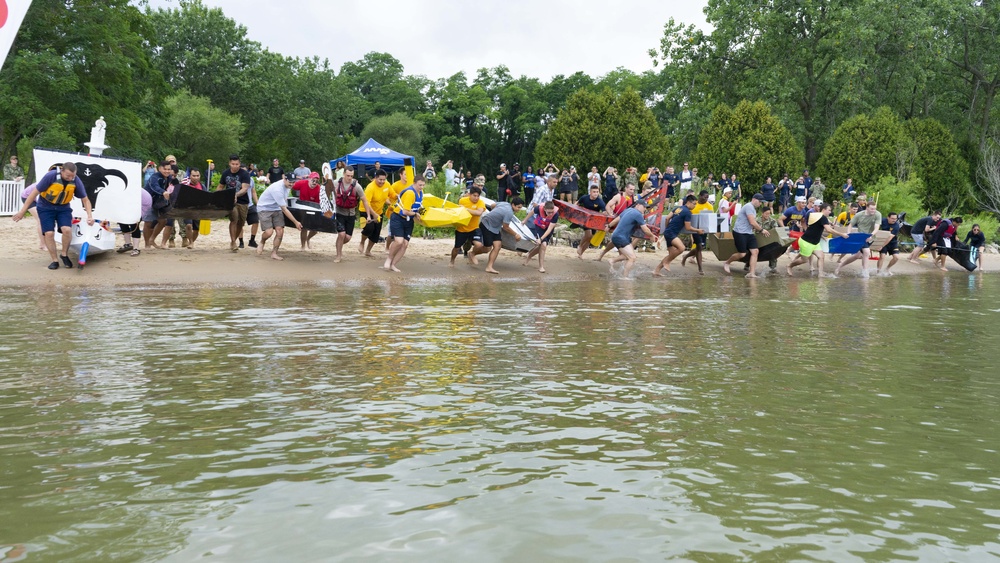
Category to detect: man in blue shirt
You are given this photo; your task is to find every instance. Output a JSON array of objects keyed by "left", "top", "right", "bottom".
[
  {"left": 575, "top": 185, "right": 609, "bottom": 259},
  {"left": 605, "top": 200, "right": 654, "bottom": 277},
  {"left": 12, "top": 163, "right": 95, "bottom": 270},
  {"left": 760, "top": 177, "right": 776, "bottom": 204},
  {"left": 654, "top": 195, "right": 704, "bottom": 276}
]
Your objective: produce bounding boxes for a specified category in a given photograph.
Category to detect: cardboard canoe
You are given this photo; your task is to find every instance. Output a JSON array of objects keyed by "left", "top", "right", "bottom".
[
  {"left": 167, "top": 185, "right": 236, "bottom": 220},
  {"left": 554, "top": 200, "right": 611, "bottom": 231},
  {"left": 418, "top": 206, "right": 472, "bottom": 228},
  {"left": 288, "top": 201, "right": 339, "bottom": 234},
  {"left": 501, "top": 221, "right": 539, "bottom": 252},
  {"left": 708, "top": 230, "right": 792, "bottom": 261}
]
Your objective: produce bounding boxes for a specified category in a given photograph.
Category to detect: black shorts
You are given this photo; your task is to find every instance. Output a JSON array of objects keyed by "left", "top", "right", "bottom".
[
  {"left": 481, "top": 227, "right": 502, "bottom": 247},
  {"left": 880, "top": 241, "right": 899, "bottom": 255},
  {"left": 733, "top": 231, "right": 758, "bottom": 253},
  {"left": 361, "top": 217, "right": 382, "bottom": 242},
  {"left": 454, "top": 228, "right": 482, "bottom": 248},
  {"left": 334, "top": 213, "right": 355, "bottom": 236},
  {"left": 246, "top": 205, "right": 259, "bottom": 225}
]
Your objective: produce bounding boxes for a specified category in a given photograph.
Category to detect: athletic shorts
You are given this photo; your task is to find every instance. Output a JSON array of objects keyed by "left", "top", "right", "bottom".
[
  {"left": 733, "top": 231, "right": 758, "bottom": 253},
  {"left": 481, "top": 227, "right": 502, "bottom": 247},
  {"left": 246, "top": 205, "right": 259, "bottom": 225},
  {"left": 912, "top": 233, "right": 924, "bottom": 247},
  {"left": 454, "top": 228, "right": 482, "bottom": 248},
  {"left": 361, "top": 218, "right": 382, "bottom": 242},
  {"left": 334, "top": 213, "right": 355, "bottom": 236},
  {"left": 612, "top": 235, "right": 631, "bottom": 249},
  {"left": 183, "top": 218, "right": 200, "bottom": 228},
  {"left": 528, "top": 224, "right": 554, "bottom": 244},
  {"left": 388, "top": 213, "right": 414, "bottom": 241},
  {"left": 259, "top": 210, "right": 284, "bottom": 231},
  {"left": 798, "top": 238, "right": 820, "bottom": 258},
  {"left": 662, "top": 231, "right": 681, "bottom": 246},
  {"left": 37, "top": 206, "right": 72, "bottom": 233},
  {"left": 230, "top": 203, "right": 248, "bottom": 224},
  {"left": 880, "top": 240, "right": 899, "bottom": 255}
]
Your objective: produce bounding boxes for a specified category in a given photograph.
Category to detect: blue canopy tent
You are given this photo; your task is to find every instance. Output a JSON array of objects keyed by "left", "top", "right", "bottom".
[{"left": 330, "top": 138, "right": 415, "bottom": 170}]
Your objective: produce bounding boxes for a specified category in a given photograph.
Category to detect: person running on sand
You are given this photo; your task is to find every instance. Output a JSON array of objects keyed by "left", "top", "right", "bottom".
[
  {"left": 605, "top": 200, "right": 655, "bottom": 277},
  {"left": 835, "top": 202, "right": 882, "bottom": 278},
  {"left": 472, "top": 197, "right": 524, "bottom": 274},
  {"left": 12, "top": 163, "right": 95, "bottom": 270},
  {"left": 254, "top": 174, "right": 303, "bottom": 260},
  {"left": 877, "top": 212, "right": 901, "bottom": 276},
  {"left": 786, "top": 203, "right": 848, "bottom": 277},
  {"left": 723, "top": 194, "right": 769, "bottom": 278},
  {"left": 384, "top": 177, "right": 425, "bottom": 273},
  {"left": 450, "top": 186, "right": 487, "bottom": 267},
  {"left": 681, "top": 189, "right": 715, "bottom": 273},
  {"left": 654, "top": 195, "right": 704, "bottom": 276},
  {"left": 522, "top": 201, "right": 560, "bottom": 273},
  {"left": 595, "top": 183, "right": 637, "bottom": 262},
  {"left": 322, "top": 167, "right": 374, "bottom": 263},
  {"left": 575, "top": 184, "right": 608, "bottom": 259},
  {"left": 358, "top": 169, "right": 397, "bottom": 257}
]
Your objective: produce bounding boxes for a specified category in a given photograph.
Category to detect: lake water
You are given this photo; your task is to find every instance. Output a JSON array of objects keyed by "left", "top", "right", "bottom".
[{"left": 1, "top": 275, "right": 999, "bottom": 562}]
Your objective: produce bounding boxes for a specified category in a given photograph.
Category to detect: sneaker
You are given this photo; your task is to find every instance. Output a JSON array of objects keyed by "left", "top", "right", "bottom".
[
  {"left": 238, "top": 239, "right": 245, "bottom": 249},
  {"left": 248, "top": 240, "right": 258, "bottom": 248}
]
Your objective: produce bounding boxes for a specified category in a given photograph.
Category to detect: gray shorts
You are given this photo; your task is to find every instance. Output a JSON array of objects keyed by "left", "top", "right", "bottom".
[
  {"left": 912, "top": 233, "right": 924, "bottom": 247},
  {"left": 259, "top": 210, "right": 284, "bottom": 231}
]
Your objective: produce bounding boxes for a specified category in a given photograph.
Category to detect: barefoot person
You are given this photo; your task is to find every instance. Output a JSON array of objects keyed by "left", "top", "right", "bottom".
[
  {"left": 907, "top": 211, "right": 942, "bottom": 264},
  {"left": 11, "top": 163, "right": 95, "bottom": 269},
  {"left": 450, "top": 186, "right": 487, "bottom": 266},
  {"left": 359, "top": 169, "right": 397, "bottom": 257},
  {"left": 877, "top": 212, "right": 901, "bottom": 276},
  {"left": 723, "top": 193, "right": 769, "bottom": 278},
  {"left": 384, "top": 177, "right": 426, "bottom": 272},
  {"left": 654, "top": 195, "right": 704, "bottom": 276},
  {"left": 606, "top": 200, "right": 655, "bottom": 277},
  {"left": 574, "top": 184, "right": 608, "bottom": 259},
  {"left": 786, "top": 203, "right": 848, "bottom": 277},
  {"left": 472, "top": 197, "right": 524, "bottom": 274},
  {"left": 217, "top": 155, "right": 253, "bottom": 252},
  {"left": 680, "top": 189, "right": 715, "bottom": 273},
  {"left": 254, "top": 174, "right": 303, "bottom": 260},
  {"left": 522, "top": 201, "right": 560, "bottom": 273},
  {"left": 323, "top": 167, "right": 374, "bottom": 263},
  {"left": 835, "top": 202, "right": 882, "bottom": 278}
]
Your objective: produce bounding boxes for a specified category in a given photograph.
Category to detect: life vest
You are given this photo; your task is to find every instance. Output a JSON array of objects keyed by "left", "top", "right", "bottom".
[
  {"left": 395, "top": 186, "right": 423, "bottom": 219},
  {"left": 335, "top": 179, "right": 359, "bottom": 209},
  {"left": 613, "top": 194, "right": 633, "bottom": 216},
  {"left": 533, "top": 208, "right": 557, "bottom": 231},
  {"left": 39, "top": 175, "right": 76, "bottom": 205}
]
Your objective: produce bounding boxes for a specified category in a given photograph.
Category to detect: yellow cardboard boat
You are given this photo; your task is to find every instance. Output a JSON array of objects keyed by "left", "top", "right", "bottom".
[
  {"left": 418, "top": 206, "right": 472, "bottom": 228},
  {"left": 421, "top": 194, "right": 461, "bottom": 209}
]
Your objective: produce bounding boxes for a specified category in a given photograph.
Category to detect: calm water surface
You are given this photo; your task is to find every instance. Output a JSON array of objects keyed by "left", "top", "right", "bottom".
[{"left": 1, "top": 275, "right": 999, "bottom": 562}]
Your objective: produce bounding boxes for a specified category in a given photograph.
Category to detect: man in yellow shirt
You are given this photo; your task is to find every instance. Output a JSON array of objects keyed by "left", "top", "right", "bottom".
[
  {"left": 835, "top": 202, "right": 859, "bottom": 226},
  {"left": 382, "top": 168, "right": 411, "bottom": 251},
  {"left": 680, "top": 189, "right": 715, "bottom": 271},
  {"left": 358, "top": 169, "right": 397, "bottom": 256},
  {"left": 449, "top": 186, "right": 488, "bottom": 266},
  {"left": 384, "top": 176, "right": 424, "bottom": 272}
]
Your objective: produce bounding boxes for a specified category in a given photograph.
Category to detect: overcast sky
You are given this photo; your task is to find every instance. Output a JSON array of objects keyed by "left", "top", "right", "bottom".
[{"left": 146, "top": 0, "right": 709, "bottom": 81}]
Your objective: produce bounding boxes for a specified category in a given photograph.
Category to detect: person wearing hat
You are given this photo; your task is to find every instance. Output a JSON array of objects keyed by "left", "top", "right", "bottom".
[
  {"left": 780, "top": 196, "right": 810, "bottom": 231},
  {"left": 605, "top": 199, "right": 655, "bottom": 277},
  {"left": 723, "top": 193, "right": 769, "bottom": 278},
  {"left": 293, "top": 160, "right": 311, "bottom": 180},
  {"left": 254, "top": 173, "right": 303, "bottom": 260},
  {"left": 718, "top": 186, "right": 735, "bottom": 221}
]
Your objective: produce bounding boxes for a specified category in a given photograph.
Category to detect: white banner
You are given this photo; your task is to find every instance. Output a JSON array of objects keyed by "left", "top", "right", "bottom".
[
  {"left": 33, "top": 149, "right": 142, "bottom": 224},
  {"left": 0, "top": 0, "right": 32, "bottom": 72}
]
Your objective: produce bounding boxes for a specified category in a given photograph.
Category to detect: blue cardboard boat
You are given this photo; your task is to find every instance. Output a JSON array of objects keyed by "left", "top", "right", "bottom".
[{"left": 827, "top": 232, "right": 872, "bottom": 254}]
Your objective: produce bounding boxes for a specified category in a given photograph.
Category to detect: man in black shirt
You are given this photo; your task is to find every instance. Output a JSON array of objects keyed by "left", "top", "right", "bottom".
[
  {"left": 217, "top": 154, "right": 253, "bottom": 252},
  {"left": 267, "top": 158, "right": 284, "bottom": 184}
]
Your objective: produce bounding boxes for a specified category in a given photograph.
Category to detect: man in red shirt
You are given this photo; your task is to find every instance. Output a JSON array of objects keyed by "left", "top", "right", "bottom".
[{"left": 294, "top": 172, "right": 322, "bottom": 249}]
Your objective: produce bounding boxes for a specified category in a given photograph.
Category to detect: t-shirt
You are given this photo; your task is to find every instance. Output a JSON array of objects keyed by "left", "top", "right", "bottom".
[
  {"left": 880, "top": 218, "right": 901, "bottom": 237},
  {"left": 761, "top": 183, "right": 776, "bottom": 201},
  {"left": 662, "top": 173, "right": 678, "bottom": 196},
  {"left": 34, "top": 170, "right": 87, "bottom": 209},
  {"left": 802, "top": 212, "right": 829, "bottom": 245},
  {"left": 692, "top": 201, "right": 714, "bottom": 215},
  {"left": 577, "top": 193, "right": 606, "bottom": 213},
  {"left": 835, "top": 211, "right": 854, "bottom": 226},
  {"left": 783, "top": 206, "right": 808, "bottom": 228},
  {"left": 663, "top": 205, "right": 692, "bottom": 239},
  {"left": 256, "top": 182, "right": 289, "bottom": 212},
  {"left": 445, "top": 168, "right": 459, "bottom": 187},
  {"left": 393, "top": 186, "right": 423, "bottom": 216},
  {"left": 293, "top": 166, "right": 311, "bottom": 179},
  {"left": 611, "top": 207, "right": 645, "bottom": 247},
  {"left": 733, "top": 202, "right": 757, "bottom": 234},
  {"left": 480, "top": 202, "right": 515, "bottom": 234},
  {"left": 794, "top": 181, "right": 807, "bottom": 198},
  {"left": 522, "top": 172, "right": 535, "bottom": 189},
  {"left": 912, "top": 216, "right": 932, "bottom": 236},
  {"left": 680, "top": 170, "right": 693, "bottom": 190},
  {"left": 220, "top": 168, "right": 253, "bottom": 204},
  {"left": 587, "top": 172, "right": 600, "bottom": 188},
  {"left": 362, "top": 181, "right": 397, "bottom": 216},
  {"left": 849, "top": 210, "right": 882, "bottom": 234},
  {"left": 457, "top": 196, "right": 487, "bottom": 233},
  {"left": 267, "top": 166, "right": 284, "bottom": 183},
  {"left": 295, "top": 179, "right": 320, "bottom": 203}
]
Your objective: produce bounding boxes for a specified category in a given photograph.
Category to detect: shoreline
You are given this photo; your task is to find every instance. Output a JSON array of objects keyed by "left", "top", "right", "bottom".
[{"left": 1, "top": 218, "right": 992, "bottom": 288}]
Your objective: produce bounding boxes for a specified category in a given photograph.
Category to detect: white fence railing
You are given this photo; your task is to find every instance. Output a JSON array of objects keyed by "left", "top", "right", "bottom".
[{"left": 0, "top": 180, "right": 25, "bottom": 216}]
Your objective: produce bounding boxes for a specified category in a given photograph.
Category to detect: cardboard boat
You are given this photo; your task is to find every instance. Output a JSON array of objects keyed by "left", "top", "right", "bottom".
[
  {"left": 942, "top": 239, "right": 978, "bottom": 272},
  {"left": 501, "top": 221, "right": 538, "bottom": 252},
  {"left": 554, "top": 200, "right": 611, "bottom": 231},
  {"left": 167, "top": 185, "right": 235, "bottom": 220},
  {"left": 54, "top": 219, "right": 117, "bottom": 269},
  {"left": 287, "top": 199, "right": 338, "bottom": 234},
  {"left": 707, "top": 229, "right": 791, "bottom": 262},
  {"left": 418, "top": 206, "right": 472, "bottom": 228}
]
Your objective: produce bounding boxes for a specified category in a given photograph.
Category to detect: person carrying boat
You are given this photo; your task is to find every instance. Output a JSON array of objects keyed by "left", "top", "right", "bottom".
[
  {"left": 142, "top": 160, "right": 178, "bottom": 250},
  {"left": 786, "top": 203, "right": 849, "bottom": 277},
  {"left": 522, "top": 201, "right": 560, "bottom": 273},
  {"left": 605, "top": 200, "right": 655, "bottom": 278},
  {"left": 835, "top": 202, "right": 882, "bottom": 278},
  {"left": 964, "top": 223, "right": 986, "bottom": 270},
  {"left": 450, "top": 186, "right": 488, "bottom": 267},
  {"left": 254, "top": 174, "right": 303, "bottom": 261},
  {"left": 877, "top": 212, "right": 902, "bottom": 276},
  {"left": 907, "top": 211, "right": 942, "bottom": 264},
  {"left": 574, "top": 184, "right": 608, "bottom": 259},
  {"left": 654, "top": 195, "right": 704, "bottom": 276},
  {"left": 723, "top": 193, "right": 769, "bottom": 278},
  {"left": 12, "top": 163, "right": 95, "bottom": 270},
  {"left": 296, "top": 172, "right": 323, "bottom": 250},
  {"left": 471, "top": 197, "right": 524, "bottom": 275},
  {"left": 180, "top": 169, "right": 206, "bottom": 250},
  {"left": 358, "top": 169, "right": 397, "bottom": 257},
  {"left": 595, "top": 183, "right": 638, "bottom": 262},
  {"left": 384, "top": 177, "right": 427, "bottom": 273},
  {"left": 929, "top": 216, "right": 963, "bottom": 272},
  {"left": 681, "top": 189, "right": 715, "bottom": 272},
  {"left": 323, "top": 167, "right": 374, "bottom": 263}
]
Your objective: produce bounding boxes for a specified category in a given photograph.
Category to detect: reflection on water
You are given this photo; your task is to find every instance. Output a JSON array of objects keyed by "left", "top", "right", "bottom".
[{"left": 1, "top": 275, "right": 999, "bottom": 561}]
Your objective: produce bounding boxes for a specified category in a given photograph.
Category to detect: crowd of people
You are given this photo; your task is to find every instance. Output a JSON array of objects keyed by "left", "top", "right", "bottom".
[{"left": 7, "top": 153, "right": 988, "bottom": 278}]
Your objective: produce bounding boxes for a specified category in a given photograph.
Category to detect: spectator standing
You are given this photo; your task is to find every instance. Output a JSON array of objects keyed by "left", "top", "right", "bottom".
[
  {"left": 522, "top": 166, "right": 536, "bottom": 204},
  {"left": 4, "top": 155, "right": 25, "bottom": 181},
  {"left": 423, "top": 160, "right": 436, "bottom": 181},
  {"left": 267, "top": 158, "right": 284, "bottom": 184},
  {"left": 603, "top": 166, "right": 619, "bottom": 201},
  {"left": 293, "top": 160, "right": 310, "bottom": 179}
]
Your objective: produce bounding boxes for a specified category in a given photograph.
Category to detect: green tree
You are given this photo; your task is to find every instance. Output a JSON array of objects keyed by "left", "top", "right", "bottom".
[
  {"left": 534, "top": 88, "right": 671, "bottom": 175},
  {"left": 814, "top": 107, "right": 908, "bottom": 193},
  {"left": 160, "top": 90, "right": 242, "bottom": 170},
  {"left": 693, "top": 100, "right": 803, "bottom": 189},
  {"left": 356, "top": 113, "right": 426, "bottom": 163},
  {"left": 903, "top": 117, "right": 970, "bottom": 212}
]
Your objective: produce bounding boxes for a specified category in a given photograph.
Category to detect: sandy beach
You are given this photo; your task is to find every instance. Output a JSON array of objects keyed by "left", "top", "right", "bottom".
[{"left": 1, "top": 217, "right": 993, "bottom": 287}]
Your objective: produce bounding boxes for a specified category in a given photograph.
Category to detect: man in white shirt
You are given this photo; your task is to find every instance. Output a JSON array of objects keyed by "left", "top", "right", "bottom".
[{"left": 254, "top": 174, "right": 303, "bottom": 260}]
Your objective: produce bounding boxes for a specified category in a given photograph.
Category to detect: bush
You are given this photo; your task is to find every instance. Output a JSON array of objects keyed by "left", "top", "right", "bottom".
[
  {"left": 815, "top": 107, "right": 907, "bottom": 192},
  {"left": 866, "top": 176, "right": 926, "bottom": 219},
  {"left": 904, "top": 117, "right": 970, "bottom": 212}
]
